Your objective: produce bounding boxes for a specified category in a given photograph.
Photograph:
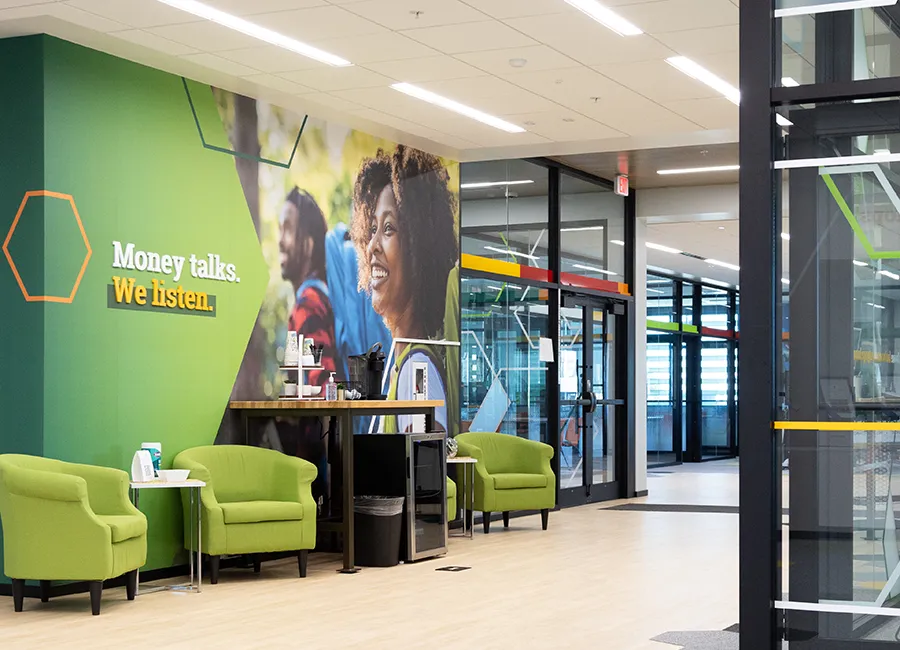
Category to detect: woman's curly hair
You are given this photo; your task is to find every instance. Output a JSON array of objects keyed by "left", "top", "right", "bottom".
[{"left": 351, "top": 145, "right": 459, "bottom": 339}]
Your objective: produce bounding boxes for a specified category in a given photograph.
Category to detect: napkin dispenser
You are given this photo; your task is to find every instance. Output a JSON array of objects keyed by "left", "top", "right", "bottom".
[{"left": 131, "top": 449, "right": 155, "bottom": 482}]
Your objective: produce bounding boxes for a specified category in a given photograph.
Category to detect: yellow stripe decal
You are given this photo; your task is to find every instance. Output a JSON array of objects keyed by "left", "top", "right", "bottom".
[
  {"left": 774, "top": 421, "right": 900, "bottom": 431},
  {"left": 461, "top": 253, "right": 521, "bottom": 278}
]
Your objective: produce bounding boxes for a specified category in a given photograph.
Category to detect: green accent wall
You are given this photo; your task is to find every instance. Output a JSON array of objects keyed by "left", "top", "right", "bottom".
[{"left": 0, "top": 36, "right": 269, "bottom": 579}]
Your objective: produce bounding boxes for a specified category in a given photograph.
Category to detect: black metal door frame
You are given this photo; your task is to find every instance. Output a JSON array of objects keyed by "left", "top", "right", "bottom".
[{"left": 558, "top": 291, "right": 627, "bottom": 507}]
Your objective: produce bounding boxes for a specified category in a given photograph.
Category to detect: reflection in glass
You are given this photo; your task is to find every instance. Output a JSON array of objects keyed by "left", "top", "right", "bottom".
[{"left": 560, "top": 173, "right": 625, "bottom": 282}]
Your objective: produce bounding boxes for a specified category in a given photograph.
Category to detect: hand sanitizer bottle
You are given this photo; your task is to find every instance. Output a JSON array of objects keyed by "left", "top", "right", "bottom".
[{"left": 325, "top": 372, "right": 338, "bottom": 401}]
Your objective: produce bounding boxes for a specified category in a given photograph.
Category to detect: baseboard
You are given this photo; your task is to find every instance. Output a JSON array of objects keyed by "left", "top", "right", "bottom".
[{"left": 633, "top": 490, "right": 649, "bottom": 497}]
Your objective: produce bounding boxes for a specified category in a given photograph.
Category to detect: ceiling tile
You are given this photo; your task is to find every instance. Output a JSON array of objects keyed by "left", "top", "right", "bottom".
[
  {"left": 616, "top": 0, "right": 738, "bottom": 34},
  {"left": 300, "top": 92, "right": 363, "bottom": 112},
  {"left": 364, "top": 55, "right": 484, "bottom": 82},
  {"left": 664, "top": 96, "right": 738, "bottom": 130},
  {"left": 592, "top": 60, "right": 721, "bottom": 103},
  {"left": 279, "top": 66, "right": 394, "bottom": 91},
  {"left": 150, "top": 21, "right": 264, "bottom": 51},
  {"left": 206, "top": 0, "right": 326, "bottom": 14},
  {"left": 311, "top": 31, "right": 438, "bottom": 64},
  {"left": 505, "top": 13, "right": 674, "bottom": 65},
  {"left": 502, "top": 110, "right": 626, "bottom": 141},
  {"left": 419, "top": 76, "right": 557, "bottom": 113},
  {"left": 251, "top": 5, "right": 387, "bottom": 41},
  {"left": 179, "top": 52, "right": 261, "bottom": 76},
  {"left": 401, "top": 20, "right": 536, "bottom": 54},
  {"left": 63, "top": 0, "right": 195, "bottom": 28},
  {"left": 467, "top": 0, "right": 570, "bottom": 19},
  {"left": 654, "top": 25, "right": 740, "bottom": 58},
  {"left": 0, "top": 1, "right": 54, "bottom": 7},
  {"left": 340, "top": 0, "right": 489, "bottom": 30},
  {"left": 52, "top": 3, "right": 129, "bottom": 32},
  {"left": 109, "top": 29, "right": 200, "bottom": 56},
  {"left": 242, "top": 73, "right": 316, "bottom": 95},
  {"left": 350, "top": 107, "right": 476, "bottom": 147},
  {"left": 456, "top": 45, "right": 581, "bottom": 76},
  {"left": 216, "top": 45, "right": 328, "bottom": 73}
]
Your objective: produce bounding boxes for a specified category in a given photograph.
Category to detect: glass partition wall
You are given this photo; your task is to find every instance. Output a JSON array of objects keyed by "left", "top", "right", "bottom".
[
  {"left": 646, "top": 273, "right": 738, "bottom": 468},
  {"left": 741, "top": 2, "right": 900, "bottom": 647},
  {"left": 460, "top": 159, "right": 636, "bottom": 507}
]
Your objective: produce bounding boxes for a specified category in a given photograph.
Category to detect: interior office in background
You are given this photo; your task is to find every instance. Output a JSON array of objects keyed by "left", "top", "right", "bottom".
[{"left": 646, "top": 274, "right": 738, "bottom": 467}]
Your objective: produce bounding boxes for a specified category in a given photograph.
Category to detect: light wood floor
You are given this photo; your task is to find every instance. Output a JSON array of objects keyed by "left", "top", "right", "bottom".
[{"left": 1, "top": 466, "right": 739, "bottom": 650}]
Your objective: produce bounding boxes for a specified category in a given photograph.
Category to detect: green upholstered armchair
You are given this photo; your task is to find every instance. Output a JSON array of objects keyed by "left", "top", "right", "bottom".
[
  {"left": 0, "top": 454, "right": 147, "bottom": 615},
  {"left": 447, "top": 477, "right": 457, "bottom": 523},
  {"left": 172, "top": 445, "right": 317, "bottom": 583},
  {"left": 455, "top": 433, "right": 555, "bottom": 534}
]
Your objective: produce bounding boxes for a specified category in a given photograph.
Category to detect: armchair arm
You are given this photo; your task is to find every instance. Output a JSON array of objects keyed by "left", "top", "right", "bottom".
[
  {"left": 455, "top": 439, "right": 493, "bottom": 511},
  {"left": 172, "top": 456, "right": 224, "bottom": 555},
  {"left": 66, "top": 463, "right": 139, "bottom": 516},
  {"left": 2, "top": 464, "right": 88, "bottom": 502},
  {"left": 512, "top": 437, "right": 554, "bottom": 473},
  {"left": 270, "top": 454, "right": 318, "bottom": 503}
]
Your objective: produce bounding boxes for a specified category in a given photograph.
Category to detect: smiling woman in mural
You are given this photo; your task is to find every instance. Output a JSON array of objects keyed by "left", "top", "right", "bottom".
[{"left": 352, "top": 145, "right": 459, "bottom": 433}]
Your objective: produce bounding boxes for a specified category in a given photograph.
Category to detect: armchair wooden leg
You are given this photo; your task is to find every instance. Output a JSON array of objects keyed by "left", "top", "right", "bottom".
[
  {"left": 502, "top": 511, "right": 510, "bottom": 528},
  {"left": 125, "top": 570, "right": 137, "bottom": 601},
  {"left": 89, "top": 581, "right": 102, "bottom": 616},
  {"left": 298, "top": 550, "right": 308, "bottom": 578},
  {"left": 39, "top": 580, "right": 50, "bottom": 603},
  {"left": 541, "top": 508, "right": 550, "bottom": 531},
  {"left": 253, "top": 555, "right": 262, "bottom": 574},
  {"left": 465, "top": 509, "right": 473, "bottom": 530},
  {"left": 11, "top": 579, "right": 24, "bottom": 612},
  {"left": 209, "top": 555, "right": 221, "bottom": 585},
  {"left": 483, "top": 512, "right": 492, "bottom": 534}
]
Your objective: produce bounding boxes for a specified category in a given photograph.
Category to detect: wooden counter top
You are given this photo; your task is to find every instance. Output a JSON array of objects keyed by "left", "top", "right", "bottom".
[{"left": 229, "top": 399, "right": 444, "bottom": 410}]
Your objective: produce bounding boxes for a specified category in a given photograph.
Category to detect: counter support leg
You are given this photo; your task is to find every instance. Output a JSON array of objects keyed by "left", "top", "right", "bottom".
[{"left": 339, "top": 411, "right": 358, "bottom": 573}]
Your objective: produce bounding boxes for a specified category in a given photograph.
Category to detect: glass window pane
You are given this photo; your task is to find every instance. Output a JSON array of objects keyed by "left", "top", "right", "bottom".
[
  {"left": 701, "top": 285, "right": 730, "bottom": 329},
  {"left": 460, "top": 160, "right": 549, "bottom": 271},
  {"left": 560, "top": 172, "right": 624, "bottom": 284},
  {"left": 647, "top": 274, "right": 677, "bottom": 323}
]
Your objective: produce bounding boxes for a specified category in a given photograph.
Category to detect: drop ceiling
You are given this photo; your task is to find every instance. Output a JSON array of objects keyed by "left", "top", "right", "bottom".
[{"left": 0, "top": 0, "right": 740, "bottom": 161}]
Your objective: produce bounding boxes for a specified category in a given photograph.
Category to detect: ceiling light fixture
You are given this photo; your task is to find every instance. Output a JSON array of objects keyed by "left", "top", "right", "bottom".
[
  {"left": 705, "top": 258, "right": 741, "bottom": 271},
  {"left": 853, "top": 260, "right": 868, "bottom": 266},
  {"left": 460, "top": 180, "right": 534, "bottom": 189},
  {"left": 646, "top": 242, "right": 682, "bottom": 254},
  {"left": 775, "top": 152, "right": 899, "bottom": 169},
  {"left": 877, "top": 269, "right": 900, "bottom": 280},
  {"left": 867, "top": 302, "right": 887, "bottom": 309},
  {"left": 561, "top": 225, "right": 605, "bottom": 232},
  {"left": 563, "top": 0, "right": 643, "bottom": 36},
  {"left": 391, "top": 83, "right": 525, "bottom": 133},
  {"left": 484, "top": 245, "right": 539, "bottom": 261},
  {"left": 781, "top": 77, "right": 800, "bottom": 87},
  {"left": 781, "top": 233, "right": 790, "bottom": 240},
  {"left": 776, "top": 114, "right": 794, "bottom": 127},
  {"left": 781, "top": 278, "right": 790, "bottom": 285},
  {"left": 775, "top": 0, "right": 898, "bottom": 19},
  {"left": 573, "top": 263, "right": 618, "bottom": 276},
  {"left": 611, "top": 239, "right": 625, "bottom": 246},
  {"left": 155, "top": 0, "right": 351, "bottom": 66},
  {"left": 666, "top": 56, "right": 740, "bottom": 105},
  {"left": 657, "top": 164, "right": 740, "bottom": 175}
]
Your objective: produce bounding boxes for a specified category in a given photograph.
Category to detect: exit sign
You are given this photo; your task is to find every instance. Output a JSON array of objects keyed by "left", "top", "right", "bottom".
[{"left": 615, "top": 175, "right": 629, "bottom": 197}]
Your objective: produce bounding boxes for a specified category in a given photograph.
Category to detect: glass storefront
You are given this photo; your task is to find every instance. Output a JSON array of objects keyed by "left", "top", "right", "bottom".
[
  {"left": 460, "top": 159, "right": 635, "bottom": 506},
  {"left": 646, "top": 273, "right": 737, "bottom": 467}
]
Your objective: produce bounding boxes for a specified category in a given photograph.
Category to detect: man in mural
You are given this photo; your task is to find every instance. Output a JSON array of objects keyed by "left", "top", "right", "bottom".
[
  {"left": 279, "top": 187, "right": 339, "bottom": 386},
  {"left": 351, "top": 145, "right": 460, "bottom": 435}
]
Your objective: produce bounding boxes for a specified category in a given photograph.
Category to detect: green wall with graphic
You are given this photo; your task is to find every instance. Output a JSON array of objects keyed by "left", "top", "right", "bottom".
[{"left": 0, "top": 35, "right": 269, "bottom": 580}]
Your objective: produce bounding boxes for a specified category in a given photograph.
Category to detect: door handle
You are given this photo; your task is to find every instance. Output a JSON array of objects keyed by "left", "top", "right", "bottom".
[{"left": 577, "top": 391, "right": 597, "bottom": 414}]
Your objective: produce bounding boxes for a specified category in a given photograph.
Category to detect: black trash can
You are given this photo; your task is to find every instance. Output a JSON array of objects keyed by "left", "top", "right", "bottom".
[{"left": 354, "top": 496, "right": 405, "bottom": 567}]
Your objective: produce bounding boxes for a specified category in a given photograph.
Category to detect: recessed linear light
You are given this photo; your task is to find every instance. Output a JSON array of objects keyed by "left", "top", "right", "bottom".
[
  {"left": 775, "top": 0, "right": 898, "bottom": 19},
  {"left": 867, "top": 302, "right": 887, "bottom": 310},
  {"left": 461, "top": 180, "right": 534, "bottom": 189},
  {"left": 878, "top": 269, "right": 900, "bottom": 280},
  {"left": 646, "top": 242, "right": 682, "bottom": 254},
  {"left": 657, "top": 164, "right": 740, "bottom": 175},
  {"left": 781, "top": 233, "right": 790, "bottom": 241},
  {"left": 563, "top": 0, "right": 643, "bottom": 36},
  {"left": 781, "top": 278, "right": 790, "bottom": 285},
  {"left": 483, "top": 245, "right": 538, "bottom": 261},
  {"left": 573, "top": 263, "right": 618, "bottom": 276},
  {"left": 666, "top": 56, "right": 740, "bottom": 105},
  {"left": 487, "top": 286, "right": 504, "bottom": 291},
  {"left": 854, "top": 260, "right": 869, "bottom": 267},
  {"left": 611, "top": 239, "right": 625, "bottom": 246},
  {"left": 706, "top": 258, "right": 741, "bottom": 271},
  {"left": 391, "top": 83, "right": 525, "bottom": 133},
  {"left": 155, "top": 0, "right": 351, "bottom": 66},
  {"left": 781, "top": 77, "right": 800, "bottom": 87},
  {"left": 561, "top": 225, "right": 604, "bottom": 232},
  {"left": 776, "top": 114, "right": 794, "bottom": 127}
]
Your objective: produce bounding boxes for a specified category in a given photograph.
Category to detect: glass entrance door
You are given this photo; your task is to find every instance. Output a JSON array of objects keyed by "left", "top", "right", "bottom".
[{"left": 558, "top": 293, "right": 625, "bottom": 505}]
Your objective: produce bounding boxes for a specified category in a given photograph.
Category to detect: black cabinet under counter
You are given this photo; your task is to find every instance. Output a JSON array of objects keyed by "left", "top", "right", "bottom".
[{"left": 354, "top": 432, "right": 447, "bottom": 562}]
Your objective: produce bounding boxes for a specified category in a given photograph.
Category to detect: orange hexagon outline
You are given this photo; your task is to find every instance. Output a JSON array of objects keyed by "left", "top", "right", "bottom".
[{"left": 2, "top": 190, "right": 92, "bottom": 303}]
